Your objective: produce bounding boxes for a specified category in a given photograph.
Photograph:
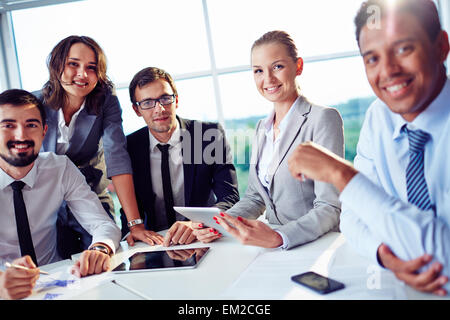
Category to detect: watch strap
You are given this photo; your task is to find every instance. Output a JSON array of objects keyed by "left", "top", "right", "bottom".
[
  {"left": 89, "top": 244, "right": 110, "bottom": 256},
  {"left": 127, "top": 218, "right": 144, "bottom": 228}
]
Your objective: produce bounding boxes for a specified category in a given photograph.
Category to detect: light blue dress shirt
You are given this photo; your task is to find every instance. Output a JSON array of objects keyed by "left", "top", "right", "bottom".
[{"left": 340, "top": 78, "right": 450, "bottom": 289}]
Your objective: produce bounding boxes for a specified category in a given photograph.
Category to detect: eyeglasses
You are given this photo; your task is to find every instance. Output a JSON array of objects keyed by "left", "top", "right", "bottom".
[{"left": 135, "top": 94, "right": 176, "bottom": 109}]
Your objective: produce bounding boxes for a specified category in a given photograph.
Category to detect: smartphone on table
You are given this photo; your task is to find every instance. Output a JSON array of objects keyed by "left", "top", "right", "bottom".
[{"left": 291, "top": 271, "right": 345, "bottom": 294}]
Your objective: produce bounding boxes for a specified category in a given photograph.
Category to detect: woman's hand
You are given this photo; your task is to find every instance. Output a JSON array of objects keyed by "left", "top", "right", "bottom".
[
  {"left": 214, "top": 212, "right": 282, "bottom": 248},
  {"left": 192, "top": 222, "right": 222, "bottom": 243}
]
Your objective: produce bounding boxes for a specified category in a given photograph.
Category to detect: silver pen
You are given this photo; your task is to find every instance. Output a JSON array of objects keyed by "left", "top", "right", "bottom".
[{"left": 5, "top": 262, "right": 49, "bottom": 275}]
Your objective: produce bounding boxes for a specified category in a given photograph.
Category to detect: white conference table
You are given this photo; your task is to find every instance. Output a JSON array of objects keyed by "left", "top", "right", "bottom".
[{"left": 35, "top": 230, "right": 449, "bottom": 300}]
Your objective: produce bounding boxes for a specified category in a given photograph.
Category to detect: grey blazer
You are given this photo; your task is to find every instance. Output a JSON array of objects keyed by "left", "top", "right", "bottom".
[{"left": 227, "top": 96, "right": 344, "bottom": 249}]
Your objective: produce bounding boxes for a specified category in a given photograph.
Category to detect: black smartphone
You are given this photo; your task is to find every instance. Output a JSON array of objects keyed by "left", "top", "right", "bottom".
[{"left": 291, "top": 271, "right": 345, "bottom": 294}]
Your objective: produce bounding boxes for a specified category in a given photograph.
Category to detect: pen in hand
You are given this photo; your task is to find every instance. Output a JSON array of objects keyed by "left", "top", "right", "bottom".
[{"left": 5, "top": 262, "right": 49, "bottom": 275}]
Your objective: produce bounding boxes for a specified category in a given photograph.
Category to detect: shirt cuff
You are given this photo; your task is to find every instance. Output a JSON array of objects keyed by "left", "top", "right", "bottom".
[
  {"left": 339, "top": 172, "right": 363, "bottom": 204},
  {"left": 339, "top": 173, "right": 384, "bottom": 265},
  {"left": 275, "top": 230, "right": 289, "bottom": 249}
]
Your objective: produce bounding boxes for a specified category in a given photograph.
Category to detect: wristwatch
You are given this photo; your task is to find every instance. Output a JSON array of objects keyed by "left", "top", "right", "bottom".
[
  {"left": 127, "top": 218, "right": 144, "bottom": 228},
  {"left": 90, "top": 244, "right": 111, "bottom": 256}
]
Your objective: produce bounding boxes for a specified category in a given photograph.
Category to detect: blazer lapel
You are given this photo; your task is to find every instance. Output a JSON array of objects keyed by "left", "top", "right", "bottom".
[
  {"left": 179, "top": 117, "right": 195, "bottom": 205},
  {"left": 249, "top": 120, "right": 273, "bottom": 200},
  {"left": 42, "top": 107, "right": 58, "bottom": 152},
  {"left": 267, "top": 97, "right": 311, "bottom": 189},
  {"left": 254, "top": 120, "right": 267, "bottom": 163},
  {"left": 66, "top": 108, "right": 97, "bottom": 159},
  {"left": 135, "top": 128, "right": 157, "bottom": 227}
]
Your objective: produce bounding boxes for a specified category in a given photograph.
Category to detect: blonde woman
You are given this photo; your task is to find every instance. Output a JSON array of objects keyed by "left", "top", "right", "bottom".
[{"left": 195, "top": 31, "right": 344, "bottom": 249}]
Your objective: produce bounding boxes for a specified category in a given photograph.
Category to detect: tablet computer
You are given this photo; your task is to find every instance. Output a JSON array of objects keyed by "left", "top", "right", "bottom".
[
  {"left": 112, "top": 247, "right": 210, "bottom": 273},
  {"left": 173, "top": 206, "right": 233, "bottom": 237}
]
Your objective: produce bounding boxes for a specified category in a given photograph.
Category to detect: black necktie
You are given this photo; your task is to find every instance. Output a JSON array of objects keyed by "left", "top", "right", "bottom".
[
  {"left": 156, "top": 144, "right": 177, "bottom": 227},
  {"left": 11, "top": 181, "right": 38, "bottom": 266}
]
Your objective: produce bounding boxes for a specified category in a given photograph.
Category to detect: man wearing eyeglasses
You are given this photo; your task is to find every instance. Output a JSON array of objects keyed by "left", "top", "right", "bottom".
[{"left": 121, "top": 67, "right": 239, "bottom": 247}]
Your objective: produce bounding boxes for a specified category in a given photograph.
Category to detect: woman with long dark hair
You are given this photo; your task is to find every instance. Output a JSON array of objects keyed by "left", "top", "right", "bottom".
[{"left": 35, "top": 36, "right": 163, "bottom": 256}]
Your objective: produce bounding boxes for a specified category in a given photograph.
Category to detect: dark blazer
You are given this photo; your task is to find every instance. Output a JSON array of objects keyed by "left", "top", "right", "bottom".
[{"left": 121, "top": 116, "right": 239, "bottom": 235}]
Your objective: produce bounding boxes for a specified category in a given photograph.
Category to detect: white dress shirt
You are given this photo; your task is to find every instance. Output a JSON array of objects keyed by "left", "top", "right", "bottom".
[
  {"left": 339, "top": 78, "right": 450, "bottom": 290},
  {"left": 148, "top": 121, "right": 185, "bottom": 230},
  {"left": 257, "top": 98, "right": 298, "bottom": 190},
  {"left": 0, "top": 152, "right": 121, "bottom": 266},
  {"left": 256, "top": 97, "right": 299, "bottom": 248},
  {"left": 56, "top": 101, "right": 85, "bottom": 154}
]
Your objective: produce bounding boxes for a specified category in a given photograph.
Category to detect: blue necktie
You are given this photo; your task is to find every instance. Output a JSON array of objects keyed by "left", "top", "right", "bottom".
[{"left": 404, "top": 127, "right": 433, "bottom": 211}]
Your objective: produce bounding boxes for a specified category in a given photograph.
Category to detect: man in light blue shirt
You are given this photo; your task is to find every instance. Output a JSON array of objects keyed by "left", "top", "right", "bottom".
[{"left": 287, "top": 0, "right": 450, "bottom": 296}]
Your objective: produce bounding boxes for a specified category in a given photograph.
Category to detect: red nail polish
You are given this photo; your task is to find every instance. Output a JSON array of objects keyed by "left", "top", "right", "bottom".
[
  {"left": 209, "top": 228, "right": 214, "bottom": 232},
  {"left": 216, "top": 221, "right": 220, "bottom": 224},
  {"left": 220, "top": 212, "right": 225, "bottom": 217},
  {"left": 237, "top": 216, "right": 243, "bottom": 222},
  {"left": 198, "top": 223, "right": 203, "bottom": 228},
  {"left": 213, "top": 216, "right": 218, "bottom": 220},
  {"left": 214, "top": 231, "right": 218, "bottom": 235}
]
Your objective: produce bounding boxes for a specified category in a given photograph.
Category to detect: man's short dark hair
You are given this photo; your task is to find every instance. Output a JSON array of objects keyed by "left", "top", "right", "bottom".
[
  {"left": 0, "top": 89, "right": 47, "bottom": 124},
  {"left": 129, "top": 67, "right": 178, "bottom": 106},
  {"left": 355, "top": 0, "right": 442, "bottom": 46}
]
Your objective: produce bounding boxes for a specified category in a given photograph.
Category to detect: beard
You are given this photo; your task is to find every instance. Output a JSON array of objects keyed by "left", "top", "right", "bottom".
[{"left": 0, "top": 140, "right": 38, "bottom": 167}]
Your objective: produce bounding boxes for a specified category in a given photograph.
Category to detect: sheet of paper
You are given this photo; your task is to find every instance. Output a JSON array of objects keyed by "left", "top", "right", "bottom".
[
  {"left": 27, "top": 264, "right": 114, "bottom": 300},
  {"left": 222, "top": 234, "right": 346, "bottom": 299},
  {"left": 222, "top": 233, "right": 407, "bottom": 300},
  {"left": 222, "top": 249, "right": 319, "bottom": 299}
]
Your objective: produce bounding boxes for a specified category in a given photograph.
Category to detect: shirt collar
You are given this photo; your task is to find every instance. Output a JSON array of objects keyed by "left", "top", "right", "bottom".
[
  {"left": 392, "top": 78, "right": 450, "bottom": 141},
  {"left": 58, "top": 100, "right": 86, "bottom": 127},
  {"left": 149, "top": 119, "right": 181, "bottom": 151},
  {"left": 0, "top": 156, "right": 40, "bottom": 190},
  {"left": 262, "top": 96, "right": 302, "bottom": 133}
]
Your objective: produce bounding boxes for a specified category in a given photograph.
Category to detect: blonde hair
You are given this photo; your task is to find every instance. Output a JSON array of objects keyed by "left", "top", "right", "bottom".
[{"left": 251, "top": 30, "right": 299, "bottom": 63}]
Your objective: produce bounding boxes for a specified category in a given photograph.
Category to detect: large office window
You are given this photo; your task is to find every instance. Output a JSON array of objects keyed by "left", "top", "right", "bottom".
[
  {"left": 206, "top": 0, "right": 375, "bottom": 191},
  {"left": 11, "top": 0, "right": 214, "bottom": 131},
  {"left": 9, "top": 0, "right": 436, "bottom": 195}
]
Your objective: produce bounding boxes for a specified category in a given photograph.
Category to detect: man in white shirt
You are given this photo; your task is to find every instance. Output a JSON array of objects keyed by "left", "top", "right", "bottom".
[
  {"left": 287, "top": 0, "right": 450, "bottom": 296},
  {"left": 122, "top": 67, "right": 239, "bottom": 247},
  {"left": 0, "top": 89, "right": 121, "bottom": 299}
]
